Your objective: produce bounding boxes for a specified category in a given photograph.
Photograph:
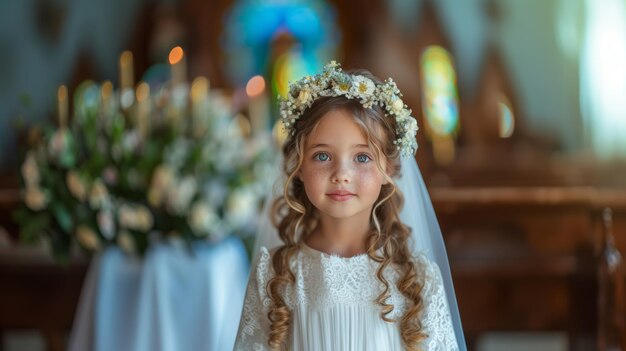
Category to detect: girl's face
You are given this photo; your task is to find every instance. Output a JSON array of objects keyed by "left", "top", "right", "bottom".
[{"left": 299, "top": 109, "right": 388, "bottom": 221}]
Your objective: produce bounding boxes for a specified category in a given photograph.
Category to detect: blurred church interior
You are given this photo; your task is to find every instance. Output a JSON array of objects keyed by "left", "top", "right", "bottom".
[{"left": 0, "top": 0, "right": 625, "bottom": 350}]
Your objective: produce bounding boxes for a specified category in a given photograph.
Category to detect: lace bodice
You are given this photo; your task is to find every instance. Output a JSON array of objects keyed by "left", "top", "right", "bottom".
[{"left": 234, "top": 243, "right": 459, "bottom": 350}]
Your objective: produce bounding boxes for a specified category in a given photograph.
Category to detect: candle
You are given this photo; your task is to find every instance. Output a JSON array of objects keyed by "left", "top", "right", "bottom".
[
  {"left": 191, "top": 76, "right": 209, "bottom": 103},
  {"left": 101, "top": 81, "right": 113, "bottom": 115},
  {"left": 246, "top": 75, "right": 269, "bottom": 135},
  {"left": 191, "top": 76, "right": 210, "bottom": 137},
  {"left": 230, "top": 113, "right": 251, "bottom": 139},
  {"left": 135, "top": 82, "right": 151, "bottom": 138},
  {"left": 57, "top": 85, "right": 68, "bottom": 128},
  {"left": 119, "top": 51, "right": 135, "bottom": 109},
  {"left": 119, "top": 51, "right": 134, "bottom": 90},
  {"left": 169, "top": 46, "right": 186, "bottom": 87}
]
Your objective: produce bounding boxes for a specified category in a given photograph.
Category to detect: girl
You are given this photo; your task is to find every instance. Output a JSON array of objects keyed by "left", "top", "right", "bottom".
[{"left": 234, "top": 62, "right": 463, "bottom": 351}]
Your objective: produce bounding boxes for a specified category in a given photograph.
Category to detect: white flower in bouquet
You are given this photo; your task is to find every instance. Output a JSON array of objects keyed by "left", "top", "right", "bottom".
[
  {"left": 225, "top": 188, "right": 258, "bottom": 228},
  {"left": 164, "top": 138, "right": 191, "bottom": 171},
  {"left": 206, "top": 93, "right": 233, "bottom": 137},
  {"left": 76, "top": 225, "right": 101, "bottom": 250},
  {"left": 66, "top": 171, "right": 87, "bottom": 202},
  {"left": 48, "top": 128, "right": 70, "bottom": 159},
  {"left": 21, "top": 151, "right": 40, "bottom": 186},
  {"left": 103, "top": 166, "right": 118, "bottom": 186},
  {"left": 188, "top": 200, "right": 220, "bottom": 237},
  {"left": 166, "top": 176, "right": 197, "bottom": 215},
  {"left": 97, "top": 209, "right": 115, "bottom": 240},
  {"left": 117, "top": 230, "right": 135, "bottom": 254},
  {"left": 122, "top": 130, "right": 141, "bottom": 153},
  {"left": 214, "top": 139, "right": 245, "bottom": 172},
  {"left": 89, "top": 179, "right": 110, "bottom": 209},
  {"left": 204, "top": 180, "right": 228, "bottom": 207},
  {"left": 119, "top": 203, "right": 154, "bottom": 232},
  {"left": 24, "top": 186, "right": 48, "bottom": 211},
  {"left": 126, "top": 168, "right": 144, "bottom": 189},
  {"left": 148, "top": 165, "right": 174, "bottom": 207},
  {"left": 97, "top": 136, "right": 108, "bottom": 155}
]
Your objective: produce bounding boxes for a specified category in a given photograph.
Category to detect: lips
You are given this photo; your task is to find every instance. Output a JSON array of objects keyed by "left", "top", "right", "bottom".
[{"left": 327, "top": 190, "right": 355, "bottom": 201}]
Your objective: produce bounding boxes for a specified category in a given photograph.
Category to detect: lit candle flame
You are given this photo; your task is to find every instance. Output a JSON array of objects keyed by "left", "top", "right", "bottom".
[
  {"left": 246, "top": 75, "right": 265, "bottom": 97},
  {"left": 169, "top": 46, "right": 184, "bottom": 65},
  {"left": 169, "top": 46, "right": 186, "bottom": 86}
]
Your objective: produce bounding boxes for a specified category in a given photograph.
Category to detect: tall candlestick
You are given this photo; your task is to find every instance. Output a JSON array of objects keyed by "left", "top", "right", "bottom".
[
  {"left": 246, "top": 75, "right": 269, "bottom": 135},
  {"left": 119, "top": 51, "right": 134, "bottom": 91},
  {"left": 57, "top": 85, "right": 68, "bottom": 128},
  {"left": 168, "top": 46, "right": 186, "bottom": 87},
  {"left": 101, "top": 81, "right": 113, "bottom": 115},
  {"left": 135, "top": 82, "right": 151, "bottom": 138},
  {"left": 191, "top": 76, "right": 210, "bottom": 137},
  {"left": 119, "top": 51, "right": 135, "bottom": 109},
  {"left": 191, "top": 76, "right": 209, "bottom": 103}
]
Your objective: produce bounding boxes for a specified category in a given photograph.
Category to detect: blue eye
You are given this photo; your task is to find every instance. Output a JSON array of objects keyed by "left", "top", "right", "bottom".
[
  {"left": 314, "top": 152, "right": 330, "bottom": 162},
  {"left": 356, "top": 154, "right": 371, "bottom": 163}
]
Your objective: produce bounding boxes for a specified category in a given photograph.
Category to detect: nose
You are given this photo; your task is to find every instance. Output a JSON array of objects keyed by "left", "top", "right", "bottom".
[{"left": 331, "top": 161, "right": 351, "bottom": 184}]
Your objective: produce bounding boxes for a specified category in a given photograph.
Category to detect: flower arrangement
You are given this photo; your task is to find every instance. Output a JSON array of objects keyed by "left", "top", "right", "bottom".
[{"left": 14, "top": 77, "right": 276, "bottom": 261}]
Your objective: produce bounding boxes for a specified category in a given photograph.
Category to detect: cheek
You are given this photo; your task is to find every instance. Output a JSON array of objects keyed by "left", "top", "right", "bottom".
[
  {"left": 355, "top": 168, "right": 385, "bottom": 193},
  {"left": 301, "top": 166, "right": 328, "bottom": 195}
]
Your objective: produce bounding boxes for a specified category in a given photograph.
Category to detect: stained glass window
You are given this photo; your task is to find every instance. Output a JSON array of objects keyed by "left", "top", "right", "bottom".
[{"left": 420, "top": 45, "right": 460, "bottom": 164}]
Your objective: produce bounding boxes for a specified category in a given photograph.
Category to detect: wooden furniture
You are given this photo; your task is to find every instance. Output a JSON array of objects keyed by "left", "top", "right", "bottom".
[
  {"left": 0, "top": 247, "right": 87, "bottom": 351},
  {"left": 432, "top": 187, "right": 626, "bottom": 351}
]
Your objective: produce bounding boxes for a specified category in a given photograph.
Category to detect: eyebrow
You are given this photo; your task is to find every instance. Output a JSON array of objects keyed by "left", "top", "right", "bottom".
[{"left": 309, "top": 143, "right": 370, "bottom": 150}]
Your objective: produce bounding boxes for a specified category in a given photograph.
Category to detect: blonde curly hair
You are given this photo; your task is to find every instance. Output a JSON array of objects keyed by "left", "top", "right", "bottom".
[{"left": 266, "top": 70, "right": 427, "bottom": 351}]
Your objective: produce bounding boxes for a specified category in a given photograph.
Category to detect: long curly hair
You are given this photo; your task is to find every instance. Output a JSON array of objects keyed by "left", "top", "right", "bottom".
[{"left": 266, "top": 70, "right": 427, "bottom": 350}]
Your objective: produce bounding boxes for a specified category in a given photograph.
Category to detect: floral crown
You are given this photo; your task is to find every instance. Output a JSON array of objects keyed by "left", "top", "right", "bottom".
[{"left": 278, "top": 61, "right": 418, "bottom": 158}]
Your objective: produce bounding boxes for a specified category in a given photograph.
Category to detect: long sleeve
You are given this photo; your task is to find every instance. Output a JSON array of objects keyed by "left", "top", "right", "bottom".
[
  {"left": 420, "top": 258, "right": 460, "bottom": 350},
  {"left": 233, "top": 247, "right": 273, "bottom": 351}
]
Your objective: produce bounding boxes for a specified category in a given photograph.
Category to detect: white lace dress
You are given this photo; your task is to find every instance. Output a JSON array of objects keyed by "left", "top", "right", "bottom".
[{"left": 233, "top": 242, "right": 459, "bottom": 351}]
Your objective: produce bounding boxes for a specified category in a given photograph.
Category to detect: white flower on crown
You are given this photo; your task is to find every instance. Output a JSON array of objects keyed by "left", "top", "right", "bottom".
[
  {"left": 351, "top": 75, "right": 375, "bottom": 101},
  {"left": 391, "top": 98, "right": 404, "bottom": 115},
  {"left": 297, "top": 88, "right": 313, "bottom": 107},
  {"left": 332, "top": 74, "right": 352, "bottom": 96}
]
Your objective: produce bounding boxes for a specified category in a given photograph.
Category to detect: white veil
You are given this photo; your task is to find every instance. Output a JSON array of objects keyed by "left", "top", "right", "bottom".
[{"left": 252, "top": 156, "right": 466, "bottom": 350}]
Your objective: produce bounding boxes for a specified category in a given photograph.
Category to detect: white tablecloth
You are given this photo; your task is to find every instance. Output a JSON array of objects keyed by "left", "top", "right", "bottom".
[{"left": 68, "top": 236, "right": 249, "bottom": 351}]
